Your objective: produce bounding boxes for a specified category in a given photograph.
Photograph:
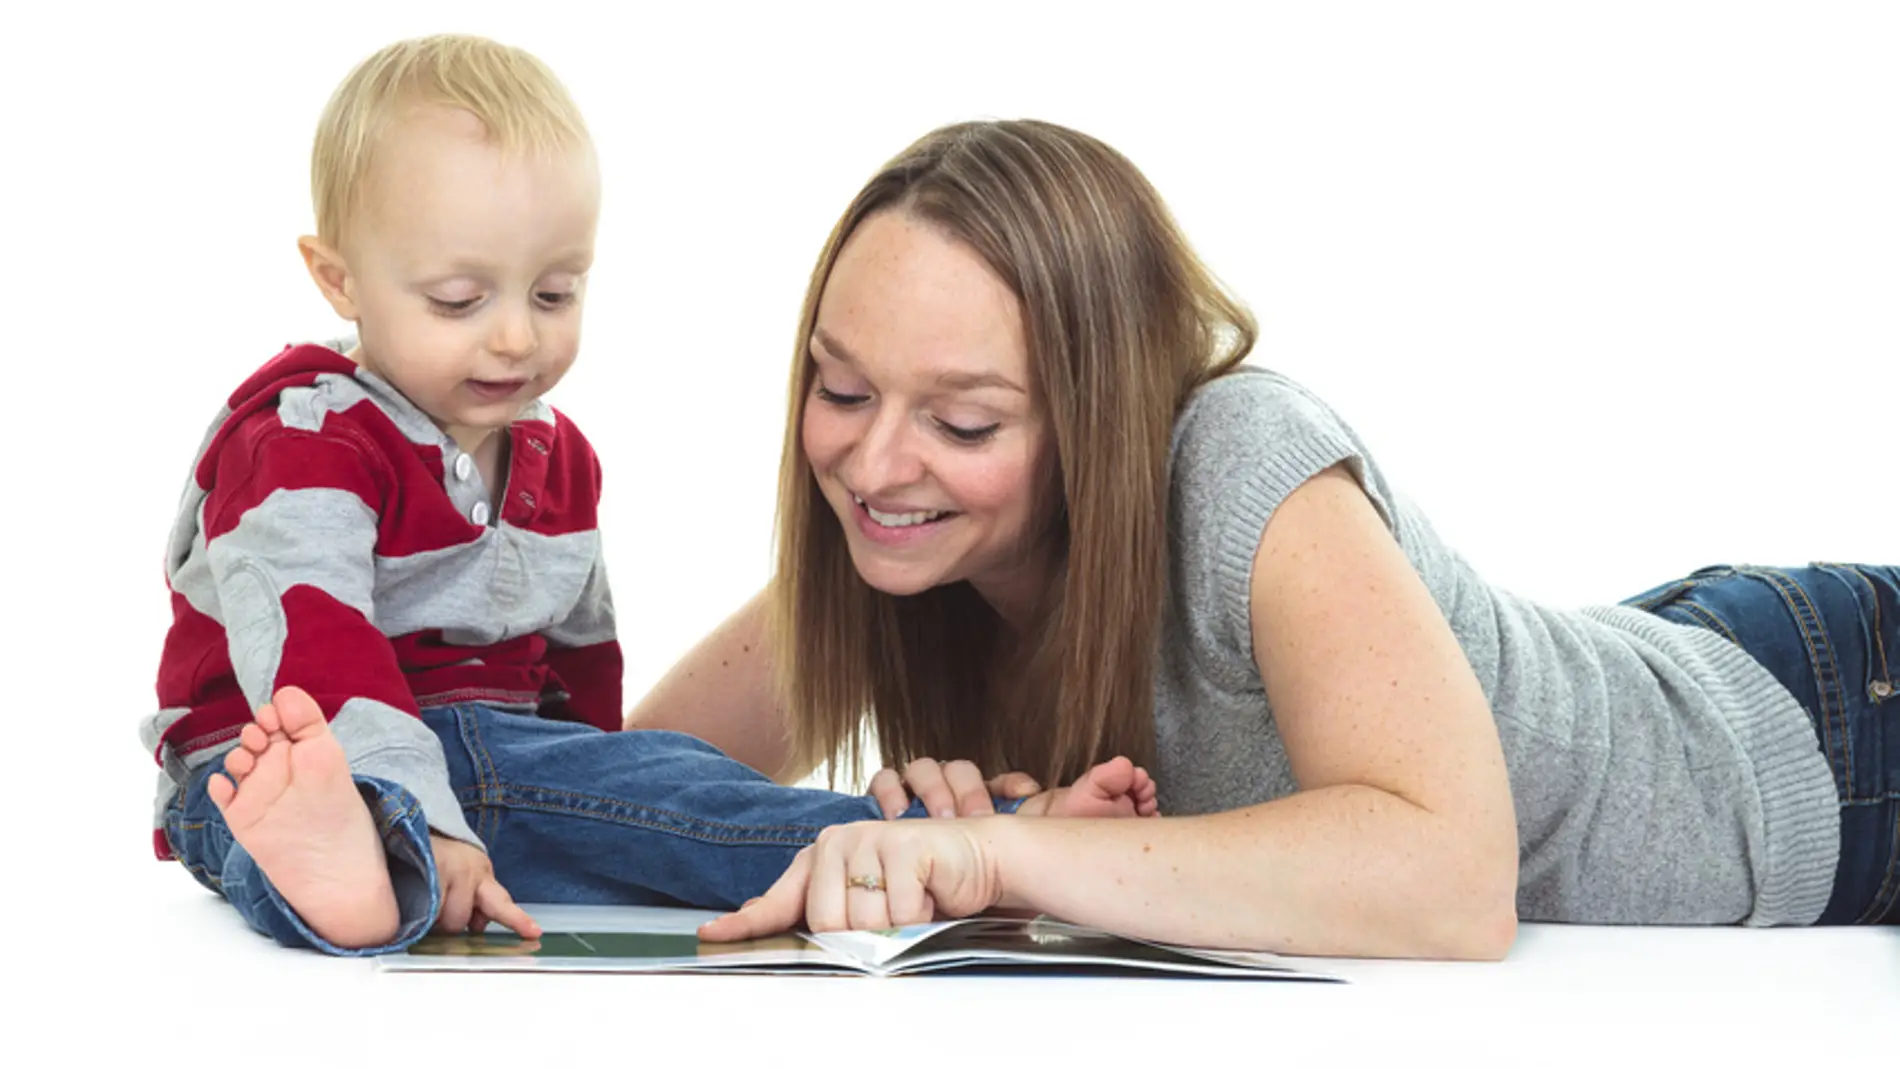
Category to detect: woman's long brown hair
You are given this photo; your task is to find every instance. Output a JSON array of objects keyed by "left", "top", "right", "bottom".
[{"left": 772, "top": 119, "right": 1255, "bottom": 790}]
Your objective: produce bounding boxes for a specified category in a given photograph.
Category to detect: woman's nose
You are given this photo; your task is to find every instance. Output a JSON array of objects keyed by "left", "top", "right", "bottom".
[{"left": 845, "top": 411, "right": 926, "bottom": 492}]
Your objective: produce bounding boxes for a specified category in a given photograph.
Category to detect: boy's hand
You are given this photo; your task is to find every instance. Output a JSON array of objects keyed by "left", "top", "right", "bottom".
[
  {"left": 428, "top": 833, "right": 541, "bottom": 939},
  {"left": 868, "top": 758, "right": 1042, "bottom": 819}
]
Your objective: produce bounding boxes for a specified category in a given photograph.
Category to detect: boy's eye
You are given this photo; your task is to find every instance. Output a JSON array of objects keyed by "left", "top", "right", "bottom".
[
  {"left": 429, "top": 296, "right": 479, "bottom": 314},
  {"left": 537, "top": 291, "right": 575, "bottom": 307}
]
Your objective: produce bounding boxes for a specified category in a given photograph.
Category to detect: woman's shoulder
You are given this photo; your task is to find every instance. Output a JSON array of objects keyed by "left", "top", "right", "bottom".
[
  {"left": 1168, "top": 363, "right": 1398, "bottom": 526},
  {"left": 1163, "top": 363, "right": 1405, "bottom": 673},
  {"left": 1174, "top": 365, "right": 1351, "bottom": 462}
]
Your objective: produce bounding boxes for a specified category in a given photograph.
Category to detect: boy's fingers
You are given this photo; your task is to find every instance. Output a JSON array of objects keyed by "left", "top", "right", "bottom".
[
  {"left": 939, "top": 761, "right": 993, "bottom": 817},
  {"left": 477, "top": 877, "right": 540, "bottom": 939},
  {"left": 436, "top": 877, "right": 475, "bottom": 934},
  {"left": 901, "top": 759, "right": 955, "bottom": 818},
  {"left": 985, "top": 771, "right": 1042, "bottom": 799},
  {"left": 867, "top": 768, "right": 911, "bottom": 820}
]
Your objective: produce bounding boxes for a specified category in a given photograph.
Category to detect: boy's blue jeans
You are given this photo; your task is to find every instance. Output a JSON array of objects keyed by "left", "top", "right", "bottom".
[
  {"left": 1623, "top": 562, "right": 1899, "bottom": 925},
  {"left": 162, "top": 702, "right": 1022, "bottom": 955}
]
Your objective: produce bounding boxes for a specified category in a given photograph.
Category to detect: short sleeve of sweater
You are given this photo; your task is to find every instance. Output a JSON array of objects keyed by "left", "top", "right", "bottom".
[{"left": 1167, "top": 367, "right": 1400, "bottom": 685}]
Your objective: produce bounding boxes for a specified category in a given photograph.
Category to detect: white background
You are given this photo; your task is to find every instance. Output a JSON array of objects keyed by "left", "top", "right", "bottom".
[{"left": 4, "top": 0, "right": 1895, "bottom": 1063}]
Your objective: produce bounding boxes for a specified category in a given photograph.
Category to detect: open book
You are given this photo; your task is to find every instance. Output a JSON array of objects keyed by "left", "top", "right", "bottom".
[{"left": 375, "top": 903, "right": 1340, "bottom": 981}]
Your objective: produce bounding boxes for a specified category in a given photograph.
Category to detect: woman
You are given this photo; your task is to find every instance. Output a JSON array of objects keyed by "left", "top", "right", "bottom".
[{"left": 625, "top": 118, "right": 1896, "bottom": 959}]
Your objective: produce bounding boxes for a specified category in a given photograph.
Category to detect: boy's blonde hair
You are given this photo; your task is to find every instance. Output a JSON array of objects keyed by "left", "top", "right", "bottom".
[{"left": 310, "top": 34, "right": 591, "bottom": 248}]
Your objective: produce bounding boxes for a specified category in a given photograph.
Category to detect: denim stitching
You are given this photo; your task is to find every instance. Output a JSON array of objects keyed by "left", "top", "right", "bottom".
[
  {"left": 174, "top": 858, "right": 226, "bottom": 890},
  {"left": 488, "top": 802, "right": 830, "bottom": 846},
  {"left": 455, "top": 709, "right": 491, "bottom": 844},
  {"left": 1814, "top": 562, "right": 1891, "bottom": 700},
  {"left": 1625, "top": 578, "right": 1696, "bottom": 612},
  {"left": 164, "top": 785, "right": 226, "bottom": 891},
  {"left": 165, "top": 810, "right": 228, "bottom": 891},
  {"left": 1675, "top": 602, "right": 1742, "bottom": 646},
  {"left": 486, "top": 779, "right": 848, "bottom": 843},
  {"left": 460, "top": 708, "right": 503, "bottom": 845},
  {"left": 1822, "top": 562, "right": 1895, "bottom": 694},
  {"left": 376, "top": 799, "right": 424, "bottom": 834},
  {"left": 1741, "top": 566, "right": 1854, "bottom": 798},
  {"left": 1780, "top": 568, "right": 1858, "bottom": 797}
]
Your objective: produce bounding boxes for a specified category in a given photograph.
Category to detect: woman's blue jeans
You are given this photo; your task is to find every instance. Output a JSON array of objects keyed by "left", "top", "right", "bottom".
[{"left": 1623, "top": 562, "right": 1899, "bottom": 925}]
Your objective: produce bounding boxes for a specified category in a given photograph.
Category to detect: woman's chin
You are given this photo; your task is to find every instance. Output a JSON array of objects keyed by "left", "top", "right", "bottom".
[{"left": 847, "top": 552, "right": 946, "bottom": 599}]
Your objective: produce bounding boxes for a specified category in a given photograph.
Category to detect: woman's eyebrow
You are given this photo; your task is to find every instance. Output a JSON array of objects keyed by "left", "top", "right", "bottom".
[{"left": 813, "top": 327, "right": 1023, "bottom": 394}]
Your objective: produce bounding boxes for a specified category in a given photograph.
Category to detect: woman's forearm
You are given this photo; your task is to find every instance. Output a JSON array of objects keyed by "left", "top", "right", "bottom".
[
  {"left": 981, "top": 785, "right": 1519, "bottom": 960},
  {"left": 620, "top": 589, "right": 805, "bottom": 781}
]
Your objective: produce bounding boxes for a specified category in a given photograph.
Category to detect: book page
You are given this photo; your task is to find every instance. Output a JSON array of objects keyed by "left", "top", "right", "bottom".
[
  {"left": 806, "top": 921, "right": 975, "bottom": 969},
  {"left": 378, "top": 903, "right": 864, "bottom": 974},
  {"left": 882, "top": 917, "right": 1338, "bottom": 980}
]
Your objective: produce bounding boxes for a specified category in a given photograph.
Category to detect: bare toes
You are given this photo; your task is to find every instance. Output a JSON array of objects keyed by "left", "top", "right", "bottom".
[
  {"left": 271, "top": 686, "right": 328, "bottom": 741},
  {"left": 207, "top": 771, "right": 236, "bottom": 810},
  {"left": 254, "top": 700, "right": 283, "bottom": 738},
  {"left": 1087, "top": 756, "right": 1137, "bottom": 797},
  {"left": 239, "top": 722, "right": 272, "bottom": 755},
  {"left": 224, "top": 745, "right": 258, "bottom": 781},
  {"left": 254, "top": 738, "right": 291, "bottom": 780}
]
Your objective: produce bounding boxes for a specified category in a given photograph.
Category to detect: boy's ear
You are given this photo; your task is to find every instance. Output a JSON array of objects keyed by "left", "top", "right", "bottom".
[{"left": 297, "top": 236, "right": 359, "bottom": 320}]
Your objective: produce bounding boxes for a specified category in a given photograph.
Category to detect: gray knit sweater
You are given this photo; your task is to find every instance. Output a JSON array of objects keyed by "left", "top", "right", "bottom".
[{"left": 1153, "top": 365, "right": 1840, "bottom": 925}]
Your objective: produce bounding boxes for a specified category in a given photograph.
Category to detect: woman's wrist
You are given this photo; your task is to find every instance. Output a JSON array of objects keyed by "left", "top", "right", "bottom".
[{"left": 974, "top": 814, "right": 1044, "bottom": 913}]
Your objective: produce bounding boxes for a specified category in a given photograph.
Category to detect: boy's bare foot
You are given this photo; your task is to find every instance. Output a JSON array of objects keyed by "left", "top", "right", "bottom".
[
  {"left": 207, "top": 686, "right": 401, "bottom": 948},
  {"left": 1015, "top": 756, "right": 1160, "bottom": 818}
]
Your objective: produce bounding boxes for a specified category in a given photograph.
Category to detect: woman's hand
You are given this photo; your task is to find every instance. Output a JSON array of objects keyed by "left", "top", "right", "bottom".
[
  {"left": 697, "top": 820, "right": 1006, "bottom": 941},
  {"left": 867, "top": 758, "right": 1042, "bottom": 819}
]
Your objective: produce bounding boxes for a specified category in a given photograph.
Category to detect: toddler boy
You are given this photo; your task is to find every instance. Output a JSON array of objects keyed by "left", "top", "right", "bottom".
[{"left": 140, "top": 33, "right": 1156, "bottom": 955}]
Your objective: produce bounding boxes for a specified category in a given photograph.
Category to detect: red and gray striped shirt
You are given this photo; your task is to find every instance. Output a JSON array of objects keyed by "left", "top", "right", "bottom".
[{"left": 142, "top": 342, "right": 621, "bottom": 858}]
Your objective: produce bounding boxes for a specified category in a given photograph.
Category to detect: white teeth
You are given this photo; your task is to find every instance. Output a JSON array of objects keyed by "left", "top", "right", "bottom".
[{"left": 855, "top": 495, "right": 947, "bottom": 528}]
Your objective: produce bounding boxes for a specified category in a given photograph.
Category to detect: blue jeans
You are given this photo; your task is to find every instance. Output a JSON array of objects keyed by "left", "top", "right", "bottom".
[
  {"left": 162, "top": 703, "right": 1023, "bottom": 955},
  {"left": 1622, "top": 562, "right": 1899, "bottom": 925}
]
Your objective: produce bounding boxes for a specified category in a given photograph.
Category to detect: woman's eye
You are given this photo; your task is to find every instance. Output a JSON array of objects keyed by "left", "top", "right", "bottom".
[
  {"left": 938, "top": 420, "right": 1001, "bottom": 443},
  {"left": 815, "top": 384, "right": 869, "bottom": 405}
]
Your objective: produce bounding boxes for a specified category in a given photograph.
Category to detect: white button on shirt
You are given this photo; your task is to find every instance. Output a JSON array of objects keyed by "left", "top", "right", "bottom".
[
  {"left": 453, "top": 453, "right": 474, "bottom": 481},
  {"left": 471, "top": 502, "right": 490, "bottom": 525}
]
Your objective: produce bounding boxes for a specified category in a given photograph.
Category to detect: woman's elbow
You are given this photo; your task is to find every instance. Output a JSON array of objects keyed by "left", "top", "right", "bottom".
[
  {"left": 1430, "top": 850, "right": 1520, "bottom": 961},
  {"left": 1395, "top": 827, "right": 1518, "bottom": 961},
  {"left": 1407, "top": 891, "right": 1517, "bottom": 961},
  {"left": 1449, "top": 896, "right": 1519, "bottom": 961}
]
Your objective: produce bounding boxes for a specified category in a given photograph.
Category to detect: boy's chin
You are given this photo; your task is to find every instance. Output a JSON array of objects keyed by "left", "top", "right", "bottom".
[{"left": 435, "top": 402, "right": 529, "bottom": 432}]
